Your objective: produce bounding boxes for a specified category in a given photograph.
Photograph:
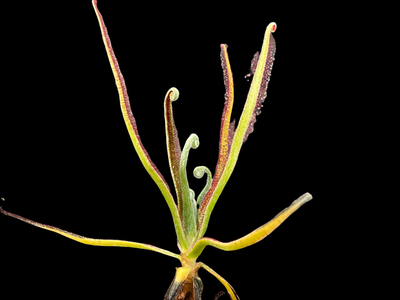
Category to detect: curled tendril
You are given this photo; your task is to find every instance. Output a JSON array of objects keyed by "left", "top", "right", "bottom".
[{"left": 193, "top": 166, "right": 213, "bottom": 206}]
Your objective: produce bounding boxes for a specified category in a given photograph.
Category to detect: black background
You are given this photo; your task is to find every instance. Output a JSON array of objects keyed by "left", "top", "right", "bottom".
[{"left": 0, "top": 1, "right": 367, "bottom": 299}]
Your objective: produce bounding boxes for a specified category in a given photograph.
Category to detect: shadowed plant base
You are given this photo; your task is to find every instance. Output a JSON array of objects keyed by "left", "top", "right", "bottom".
[{"left": 1, "top": 1, "right": 313, "bottom": 299}]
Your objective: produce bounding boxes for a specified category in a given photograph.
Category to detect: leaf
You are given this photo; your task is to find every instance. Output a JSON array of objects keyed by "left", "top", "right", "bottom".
[
  {"left": 188, "top": 193, "right": 312, "bottom": 258},
  {"left": 0, "top": 206, "right": 181, "bottom": 260},
  {"left": 196, "top": 44, "right": 235, "bottom": 239},
  {"left": 197, "top": 23, "right": 278, "bottom": 240},
  {"left": 164, "top": 88, "right": 184, "bottom": 213},
  {"left": 92, "top": 0, "right": 187, "bottom": 250},
  {"left": 214, "top": 44, "right": 235, "bottom": 181}
]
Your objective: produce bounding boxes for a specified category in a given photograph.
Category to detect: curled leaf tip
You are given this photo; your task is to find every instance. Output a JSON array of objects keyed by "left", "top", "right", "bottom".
[
  {"left": 184, "top": 133, "right": 200, "bottom": 150},
  {"left": 169, "top": 87, "right": 180, "bottom": 101},
  {"left": 193, "top": 166, "right": 213, "bottom": 206},
  {"left": 193, "top": 166, "right": 209, "bottom": 179}
]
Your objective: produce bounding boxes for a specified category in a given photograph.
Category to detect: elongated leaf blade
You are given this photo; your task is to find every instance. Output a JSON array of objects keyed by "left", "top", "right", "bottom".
[
  {"left": 0, "top": 206, "right": 181, "bottom": 260},
  {"left": 215, "top": 44, "right": 235, "bottom": 180},
  {"left": 189, "top": 193, "right": 312, "bottom": 259},
  {"left": 197, "top": 23, "right": 277, "bottom": 239},
  {"left": 164, "top": 88, "right": 184, "bottom": 215},
  {"left": 197, "top": 45, "right": 235, "bottom": 228},
  {"left": 92, "top": 1, "right": 187, "bottom": 250}
]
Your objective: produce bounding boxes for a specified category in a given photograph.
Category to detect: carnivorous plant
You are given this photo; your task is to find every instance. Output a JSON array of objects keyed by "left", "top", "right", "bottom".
[{"left": 1, "top": 1, "right": 313, "bottom": 299}]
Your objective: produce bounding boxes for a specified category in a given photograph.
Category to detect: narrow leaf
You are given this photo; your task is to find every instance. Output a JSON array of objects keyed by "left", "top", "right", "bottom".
[
  {"left": 188, "top": 193, "right": 312, "bottom": 259},
  {"left": 214, "top": 44, "right": 235, "bottom": 180},
  {"left": 0, "top": 206, "right": 181, "bottom": 260},
  {"left": 92, "top": 1, "right": 187, "bottom": 250},
  {"left": 197, "top": 23, "right": 277, "bottom": 239},
  {"left": 164, "top": 88, "right": 184, "bottom": 213},
  {"left": 196, "top": 44, "right": 234, "bottom": 236}
]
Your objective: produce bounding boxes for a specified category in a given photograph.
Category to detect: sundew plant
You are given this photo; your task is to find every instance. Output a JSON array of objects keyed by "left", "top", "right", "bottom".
[{"left": 1, "top": 1, "right": 313, "bottom": 299}]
